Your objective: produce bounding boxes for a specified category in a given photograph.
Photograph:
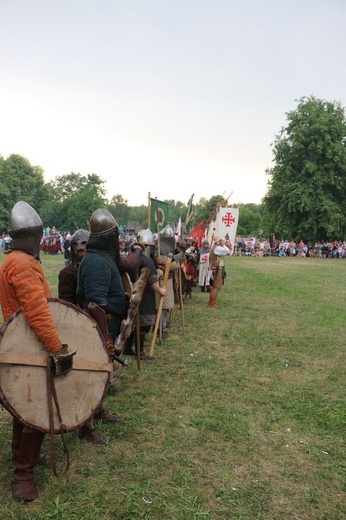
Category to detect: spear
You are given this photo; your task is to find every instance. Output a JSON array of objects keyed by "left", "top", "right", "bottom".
[
  {"left": 178, "top": 265, "right": 185, "bottom": 334},
  {"left": 148, "top": 257, "right": 172, "bottom": 358},
  {"left": 136, "top": 310, "right": 141, "bottom": 371},
  {"left": 155, "top": 209, "right": 163, "bottom": 341}
]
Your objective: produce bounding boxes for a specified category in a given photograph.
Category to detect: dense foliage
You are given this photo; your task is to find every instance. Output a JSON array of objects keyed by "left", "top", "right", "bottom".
[
  {"left": 0, "top": 154, "right": 49, "bottom": 230},
  {"left": 0, "top": 155, "right": 264, "bottom": 234},
  {"left": 1, "top": 96, "right": 346, "bottom": 239},
  {"left": 263, "top": 96, "right": 346, "bottom": 241}
]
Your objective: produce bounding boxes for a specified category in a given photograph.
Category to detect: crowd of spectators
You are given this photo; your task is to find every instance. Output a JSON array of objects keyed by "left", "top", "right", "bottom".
[
  {"left": 2, "top": 228, "right": 345, "bottom": 260},
  {"left": 234, "top": 236, "right": 346, "bottom": 258}
]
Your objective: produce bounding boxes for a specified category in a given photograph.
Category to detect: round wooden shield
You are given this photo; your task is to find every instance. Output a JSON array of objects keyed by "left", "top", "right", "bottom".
[{"left": 0, "top": 298, "right": 112, "bottom": 433}]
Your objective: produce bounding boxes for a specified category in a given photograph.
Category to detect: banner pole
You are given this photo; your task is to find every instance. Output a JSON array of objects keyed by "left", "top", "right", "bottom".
[
  {"left": 148, "top": 192, "right": 151, "bottom": 229},
  {"left": 148, "top": 258, "right": 172, "bottom": 358}
]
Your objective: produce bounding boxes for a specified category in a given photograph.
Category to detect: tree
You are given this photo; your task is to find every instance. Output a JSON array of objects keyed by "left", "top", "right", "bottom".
[
  {"left": 125, "top": 205, "right": 148, "bottom": 230},
  {"left": 193, "top": 195, "right": 227, "bottom": 225},
  {"left": 40, "top": 173, "right": 107, "bottom": 231},
  {"left": 0, "top": 156, "right": 11, "bottom": 231},
  {"left": 0, "top": 154, "right": 49, "bottom": 231},
  {"left": 49, "top": 173, "right": 107, "bottom": 202},
  {"left": 107, "top": 194, "right": 130, "bottom": 227},
  {"left": 237, "top": 204, "right": 263, "bottom": 237},
  {"left": 263, "top": 96, "right": 346, "bottom": 241},
  {"left": 165, "top": 199, "right": 186, "bottom": 224}
]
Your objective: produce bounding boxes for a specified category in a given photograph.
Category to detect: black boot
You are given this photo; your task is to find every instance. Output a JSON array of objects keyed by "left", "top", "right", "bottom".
[
  {"left": 79, "top": 424, "right": 107, "bottom": 446},
  {"left": 123, "top": 331, "right": 135, "bottom": 355},
  {"left": 12, "top": 427, "right": 45, "bottom": 502},
  {"left": 94, "top": 406, "right": 122, "bottom": 423},
  {"left": 135, "top": 333, "right": 152, "bottom": 360}
]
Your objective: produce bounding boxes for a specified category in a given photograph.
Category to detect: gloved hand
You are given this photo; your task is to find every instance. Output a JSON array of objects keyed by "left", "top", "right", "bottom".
[
  {"left": 173, "top": 252, "right": 184, "bottom": 263},
  {"left": 51, "top": 344, "right": 77, "bottom": 376}
]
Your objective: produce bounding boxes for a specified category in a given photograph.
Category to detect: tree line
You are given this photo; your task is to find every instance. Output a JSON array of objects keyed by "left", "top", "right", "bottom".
[
  {"left": 1, "top": 96, "right": 345, "bottom": 241},
  {"left": 0, "top": 157, "right": 264, "bottom": 236}
]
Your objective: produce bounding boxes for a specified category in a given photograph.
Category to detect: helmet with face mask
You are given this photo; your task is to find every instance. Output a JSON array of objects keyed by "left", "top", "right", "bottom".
[
  {"left": 70, "top": 229, "right": 90, "bottom": 264},
  {"left": 158, "top": 224, "right": 175, "bottom": 255},
  {"left": 71, "top": 229, "right": 90, "bottom": 252}
]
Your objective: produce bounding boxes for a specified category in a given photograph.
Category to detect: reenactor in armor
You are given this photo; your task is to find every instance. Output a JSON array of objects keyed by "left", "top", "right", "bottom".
[
  {"left": 77, "top": 209, "right": 127, "bottom": 341},
  {"left": 0, "top": 201, "right": 65, "bottom": 502},
  {"left": 208, "top": 236, "right": 231, "bottom": 308},
  {"left": 76, "top": 210, "right": 128, "bottom": 443},
  {"left": 123, "top": 229, "right": 166, "bottom": 359},
  {"left": 58, "top": 228, "right": 112, "bottom": 446},
  {"left": 197, "top": 239, "right": 211, "bottom": 292},
  {"left": 58, "top": 229, "right": 90, "bottom": 307},
  {"left": 154, "top": 225, "right": 181, "bottom": 334}
]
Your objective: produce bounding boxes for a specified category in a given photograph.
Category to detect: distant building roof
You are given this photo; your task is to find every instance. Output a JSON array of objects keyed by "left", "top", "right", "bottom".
[{"left": 126, "top": 221, "right": 140, "bottom": 232}]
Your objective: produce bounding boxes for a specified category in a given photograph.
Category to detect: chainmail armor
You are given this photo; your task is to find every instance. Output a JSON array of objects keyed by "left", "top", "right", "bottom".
[
  {"left": 86, "top": 229, "right": 121, "bottom": 267},
  {"left": 9, "top": 225, "right": 43, "bottom": 260}
]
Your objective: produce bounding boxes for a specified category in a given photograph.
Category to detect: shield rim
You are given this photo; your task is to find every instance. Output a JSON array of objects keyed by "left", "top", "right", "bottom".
[{"left": 0, "top": 298, "right": 111, "bottom": 433}]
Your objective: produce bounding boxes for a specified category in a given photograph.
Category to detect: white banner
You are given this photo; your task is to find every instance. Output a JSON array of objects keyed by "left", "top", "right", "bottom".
[{"left": 206, "top": 206, "right": 239, "bottom": 251}]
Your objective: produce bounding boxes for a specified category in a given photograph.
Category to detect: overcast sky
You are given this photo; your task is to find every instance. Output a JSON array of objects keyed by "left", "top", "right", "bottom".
[{"left": 1, "top": 0, "right": 345, "bottom": 207}]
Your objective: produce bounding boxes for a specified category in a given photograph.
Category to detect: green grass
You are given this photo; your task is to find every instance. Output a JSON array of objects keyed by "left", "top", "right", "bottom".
[{"left": 0, "top": 253, "right": 345, "bottom": 519}]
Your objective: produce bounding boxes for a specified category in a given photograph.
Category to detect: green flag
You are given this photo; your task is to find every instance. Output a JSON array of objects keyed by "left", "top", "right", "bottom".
[
  {"left": 150, "top": 198, "right": 169, "bottom": 230},
  {"left": 185, "top": 193, "right": 194, "bottom": 226}
]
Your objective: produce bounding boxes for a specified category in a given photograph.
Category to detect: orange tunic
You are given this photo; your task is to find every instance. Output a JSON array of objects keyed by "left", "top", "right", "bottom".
[{"left": 0, "top": 250, "right": 62, "bottom": 353}]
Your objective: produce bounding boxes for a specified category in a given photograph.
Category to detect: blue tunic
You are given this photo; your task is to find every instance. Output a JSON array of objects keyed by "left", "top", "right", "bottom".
[{"left": 77, "top": 250, "right": 127, "bottom": 339}]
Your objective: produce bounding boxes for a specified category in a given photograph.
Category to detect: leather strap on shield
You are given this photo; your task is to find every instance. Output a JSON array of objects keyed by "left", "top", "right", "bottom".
[
  {"left": 46, "top": 356, "right": 71, "bottom": 477},
  {"left": 0, "top": 299, "right": 112, "bottom": 435}
]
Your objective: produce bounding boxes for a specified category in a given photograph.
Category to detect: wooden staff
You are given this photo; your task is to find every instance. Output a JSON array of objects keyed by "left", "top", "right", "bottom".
[
  {"left": 148, "top": 257, "right": 172, "bottom": 358},
  {"left": 155, "top": 214, "right": 162, "bottom": 341},
  {"left": 159, "top": 312, "right": 163, "bottom": 343},
  {"left": 178, "top": 265, "right": 185, "bottom": 334},
  {"left": 136, "top": 311, "right": 141, "bottom": 371},
  {"left": 115, "top": 268, "right": 151, "bottom": 354},
  {"left": 147, "top": 192, "right": 151, "bottom": 228}
]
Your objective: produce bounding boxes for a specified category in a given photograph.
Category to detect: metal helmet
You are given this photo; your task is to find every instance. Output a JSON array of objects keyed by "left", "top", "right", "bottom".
[
  {"left": 139, "top": 228, "right": 154, "bottom": 245},
  {"left": 8, "top": 201, "right": 43, "bottom": 259},
  {"left": 89, "top": 209, "right": 118, "bottom": 235},
  {"left": 136, "top": 229, "right": 144, "bottom": 242},
  {"left": 9, "top": 201, "right": 42, "bottom": 232},
  {"left": 160, "top": 224, "right": 174, "bottom": 238},
  {"left": 158, "top": 224, "right": 175, "bottom": 255},
  {"left": 71, "top": 229, "right": 90, "bottom": 252}
]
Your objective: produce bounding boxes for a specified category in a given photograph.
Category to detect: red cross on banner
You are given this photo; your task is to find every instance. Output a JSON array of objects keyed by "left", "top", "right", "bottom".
[
  {"left": 221, "top": 212, "right": 236, "bottom": 227},
  {"left": 205, "top": 206, "right": 239, "bottom": 250}
]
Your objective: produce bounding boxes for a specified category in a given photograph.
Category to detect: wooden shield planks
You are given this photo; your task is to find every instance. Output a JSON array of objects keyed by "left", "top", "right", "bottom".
[{"left": 0, "top": 298, "right": 112, "bottom": 433}]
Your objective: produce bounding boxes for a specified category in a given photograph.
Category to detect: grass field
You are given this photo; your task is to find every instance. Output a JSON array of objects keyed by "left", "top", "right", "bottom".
[{"left": 0, "top": 253, "right": 345, "bottom": 519}]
